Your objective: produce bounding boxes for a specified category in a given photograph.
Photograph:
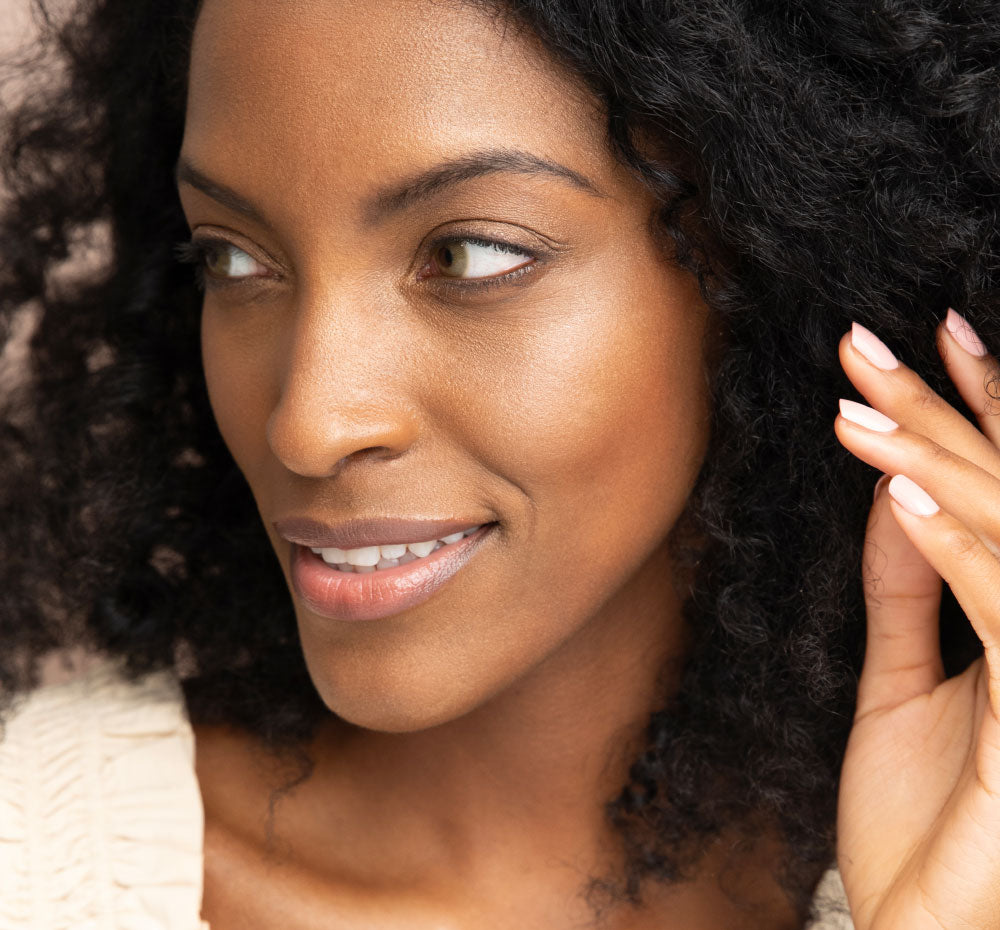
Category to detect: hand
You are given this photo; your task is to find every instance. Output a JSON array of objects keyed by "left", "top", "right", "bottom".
[{"left": 834, "top": 311, "right": 1000, "bottom": 930}]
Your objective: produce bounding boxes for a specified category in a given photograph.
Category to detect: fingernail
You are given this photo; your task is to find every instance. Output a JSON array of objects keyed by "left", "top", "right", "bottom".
[
  {"left": 945, "top": 307, "right": 988, "bottom": 358},
  {"left": 887, "top": 474, "right": 939, "bottom": 516},
  {"left": 851, "top": 322, "right": 899, "bottom": 370},
  {"left": 872, "top": 473, "right": 890, "bottom": 502},
  {"left": 839, "top": 399, "right": 899, "bottom": 432}
]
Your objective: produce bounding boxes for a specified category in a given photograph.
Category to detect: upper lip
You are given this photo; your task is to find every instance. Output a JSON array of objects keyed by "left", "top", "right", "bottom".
[{"left": 273, "top": 516, "right": 493, "bottom": 550}]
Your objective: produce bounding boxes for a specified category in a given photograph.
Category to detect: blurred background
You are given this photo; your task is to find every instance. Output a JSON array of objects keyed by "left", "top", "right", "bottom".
[
  {"left": 1, "top": 0, "right": 104, "bottom": 685},
  {"left": 1, "top": 0, "right": 33, "bottom": 57}
]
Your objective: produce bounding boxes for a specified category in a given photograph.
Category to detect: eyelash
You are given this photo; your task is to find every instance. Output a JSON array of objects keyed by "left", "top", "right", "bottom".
[
  {"left": 174, "top": 238, "right": 268, "bottom": 294},
  {"left": 173, "top": 234, "right": 540, "bottom": 295},
  {"left": 423, "top": 235, "right": 538, "bottom": 293}
]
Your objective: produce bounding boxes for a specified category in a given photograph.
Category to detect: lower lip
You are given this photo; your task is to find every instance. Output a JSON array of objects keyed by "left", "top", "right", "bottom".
[{"left": 290, "top": 524, "right": 496, "bottom": 622}]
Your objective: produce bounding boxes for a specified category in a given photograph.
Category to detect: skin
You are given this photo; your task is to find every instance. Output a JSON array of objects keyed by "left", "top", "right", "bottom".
[
  {"left": 176, "top": 1, "right": 795, "bottom": 928},
  {"left": 176, "top": 0, "right": 1000, "bottom": 927},
  {"left": 835, "top": 318, "right": 1000, "bottom": 930}
]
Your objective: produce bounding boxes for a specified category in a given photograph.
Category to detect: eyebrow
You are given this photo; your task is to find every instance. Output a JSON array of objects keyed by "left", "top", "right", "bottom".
[
  {"left": 361, "top": 148, "right": 605, "bottom": 224},
  {"left": 174, "top": 147, "right": 605, "bottom": 228},
  {"left": 175, "top": 159, "right": 268, "bottom": 225}
]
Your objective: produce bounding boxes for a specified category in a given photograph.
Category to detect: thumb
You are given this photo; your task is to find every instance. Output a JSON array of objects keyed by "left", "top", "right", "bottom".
[{"left": 855, "top": 473, "right": 945, "bottom": 720}]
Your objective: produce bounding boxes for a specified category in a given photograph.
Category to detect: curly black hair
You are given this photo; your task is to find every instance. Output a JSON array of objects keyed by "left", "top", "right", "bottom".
[{"left": 1, "top": 0, "right": 996, "bottom": 923}]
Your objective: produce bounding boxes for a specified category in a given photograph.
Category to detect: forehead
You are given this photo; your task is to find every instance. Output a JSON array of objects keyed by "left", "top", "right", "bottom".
[{"left": 184, "top": 0, "right": 612, "bottom": 225}]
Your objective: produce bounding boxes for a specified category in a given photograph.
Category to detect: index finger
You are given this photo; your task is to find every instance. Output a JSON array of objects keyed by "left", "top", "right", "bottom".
[{"left": 937, "top": 308, "right": 1000, "bottom": 448}]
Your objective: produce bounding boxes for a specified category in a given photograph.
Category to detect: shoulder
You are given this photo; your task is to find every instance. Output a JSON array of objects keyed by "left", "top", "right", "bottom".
[{"left": 0, "top": 655, "right": 209, "bottom": 929}]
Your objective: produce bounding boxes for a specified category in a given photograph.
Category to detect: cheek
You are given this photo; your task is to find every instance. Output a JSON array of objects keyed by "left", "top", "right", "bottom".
[
  {"left": 200, "top": 306, "right": 276, "bottom": 478},
  {"left": 417, "top": 266, "right": 711, "bottom": 667},
  {"left": 447, "top": 270, "right": 710, "bottom": 564}
]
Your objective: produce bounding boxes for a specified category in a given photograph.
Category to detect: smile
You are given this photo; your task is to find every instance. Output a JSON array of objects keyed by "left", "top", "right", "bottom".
[
  {"left": 310, "top": 524, "right": 485, "bottom": 573},
  {"left": 290, "top": 523, "right": 496, "bottom": 622}
]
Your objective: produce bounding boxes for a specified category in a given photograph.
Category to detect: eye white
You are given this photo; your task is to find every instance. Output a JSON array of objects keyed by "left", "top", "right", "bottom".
[
  {"left": 437, "top": 240, "right": 532, "bottom": 279},
  {"left": 215, "top": 244, "right": 264, "bottom": 278}
]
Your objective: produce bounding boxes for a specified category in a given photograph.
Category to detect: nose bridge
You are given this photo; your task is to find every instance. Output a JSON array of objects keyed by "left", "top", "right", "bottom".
[{"left": 266, "top": 282, "right": 420, "bottom": 478}]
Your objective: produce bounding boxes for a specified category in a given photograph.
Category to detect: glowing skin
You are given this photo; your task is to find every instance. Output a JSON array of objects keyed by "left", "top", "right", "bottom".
[{"left": 177, "top": 1, "right": 791, "bottom": 927}]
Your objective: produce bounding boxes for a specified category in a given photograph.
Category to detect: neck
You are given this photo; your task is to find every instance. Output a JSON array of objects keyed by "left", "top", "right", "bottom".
[
  {"left": 195, "top": 549, "right": 801, "bottom": 929},
  {"left": 311, "top": 549, "right": 688, "bottom": 884}
]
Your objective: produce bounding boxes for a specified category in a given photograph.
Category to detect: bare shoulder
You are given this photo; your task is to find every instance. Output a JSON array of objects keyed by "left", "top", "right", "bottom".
[
  {"left": 193, "top": 721, "right": 376, "bottom": 930},
  {"left": 194, "top": 723, "right": 309, "bottom": 928},
  {"left": 193, "top": 723, "right": 279, "bottom": 823}
]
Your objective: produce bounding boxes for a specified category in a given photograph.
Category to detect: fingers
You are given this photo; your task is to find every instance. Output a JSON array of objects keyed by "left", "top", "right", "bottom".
[
  {"left": 839, "top": 321, "right": 1000, "bottom": 479},
  {"left": 937, "top": 308, "right": 1000, "bottom": 448},
  {"left": 835, "top": 313, "right": 1000, "bottom": 719},
  {"left": 855, "top": 474, "right": 944, "bottom": 719},
  {"left": 834, "top": 403, "right": 1000, "bottom": 560},
  {"left": 837, "top": 317, "right": 1000, "bottom": 560},
  {"left": 881, "top": 477, "right": 1000, "bottom": 719}
]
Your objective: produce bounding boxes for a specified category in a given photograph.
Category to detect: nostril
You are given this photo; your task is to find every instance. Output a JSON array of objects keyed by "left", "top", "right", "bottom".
[
  {"left": 269, "top": 431, "right": 413, "bottom": 479},
  {"left": 265, "top": 391, "right": 422, "bottom": 478}
]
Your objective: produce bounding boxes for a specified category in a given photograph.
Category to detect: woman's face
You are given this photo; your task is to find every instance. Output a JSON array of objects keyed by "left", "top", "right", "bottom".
[{"left": 179, "top": 0, "right": 713, "bottom": 732}]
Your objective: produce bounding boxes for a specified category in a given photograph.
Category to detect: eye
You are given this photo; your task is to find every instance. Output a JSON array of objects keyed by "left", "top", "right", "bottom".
[
  {"left": 424, "top": 236, "right": 535, "bottom": 283},
  {"left": 174, "top": 237, "right": 271, "bottom": 290}
]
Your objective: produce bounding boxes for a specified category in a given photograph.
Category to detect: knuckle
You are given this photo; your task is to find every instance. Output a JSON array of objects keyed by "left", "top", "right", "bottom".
[
  {"left": 906, "top": 381, "right": 943, "bottom": 414},
  {"left": 940, "top": 525, "right": 983, "bottom": 563},
  {"left": 922, "top": 436, "right": 952, "bottom": 462},
  {"left": 899, "top": 430, "right": 952, "bottom": 468}
]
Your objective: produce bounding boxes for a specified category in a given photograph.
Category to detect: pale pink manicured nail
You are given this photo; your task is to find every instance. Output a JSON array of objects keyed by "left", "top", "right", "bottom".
[
  {"left": 851, "top": 322, "right": 899, "bottom": 370},
  {"left": 839, "top": 399, "right": 899, "bottom": 432},
  {"left": 887, "top": 474, "right": 939, "bottom": 516},
  {"left": 945, "top": 307, "right": 988, "bottom": 358}
]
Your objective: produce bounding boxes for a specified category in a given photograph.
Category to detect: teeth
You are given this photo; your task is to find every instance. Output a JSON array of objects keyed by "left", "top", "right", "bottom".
[
  {"left": 344, "top": 546, "right": 381, "bottom": 567},
  {"left": 311, "top": 524, "right": 486, "bottom": 572}
]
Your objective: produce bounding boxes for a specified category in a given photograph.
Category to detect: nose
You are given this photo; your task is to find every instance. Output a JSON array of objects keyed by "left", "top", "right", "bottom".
[{"left": 265, "top": 296, "right": 422, "bottom": 479}]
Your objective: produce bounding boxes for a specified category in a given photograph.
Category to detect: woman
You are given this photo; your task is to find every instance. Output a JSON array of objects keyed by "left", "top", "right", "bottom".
[{"left": 0, "top": 0, "right": 997, "bottom": 926}]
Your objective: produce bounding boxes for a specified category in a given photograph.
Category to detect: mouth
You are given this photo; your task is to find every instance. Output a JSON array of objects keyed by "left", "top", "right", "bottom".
[{"left": 289, "top": 522, "right": 498, "bottom": 622}]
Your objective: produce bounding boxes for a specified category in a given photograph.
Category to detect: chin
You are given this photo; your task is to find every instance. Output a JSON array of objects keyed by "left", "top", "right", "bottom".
[
  {"left": 317, "top": 685, "right": 479, "bottom": 734},
  {"left": 301, "top": 649, "right": 490, "bottom": 735}
]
